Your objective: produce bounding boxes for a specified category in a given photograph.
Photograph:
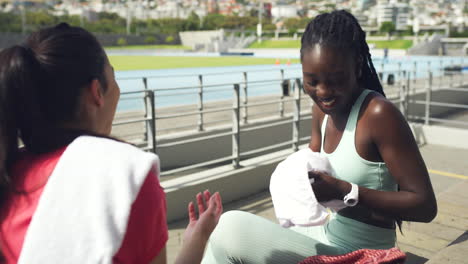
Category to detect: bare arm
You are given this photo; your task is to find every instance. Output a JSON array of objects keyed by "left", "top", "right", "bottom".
[
  {"left": 355, "top": 98, "right": 437, "bottom": 222},
  {"left": 174, "top": 229, "right": 210, "bottom": 264}
]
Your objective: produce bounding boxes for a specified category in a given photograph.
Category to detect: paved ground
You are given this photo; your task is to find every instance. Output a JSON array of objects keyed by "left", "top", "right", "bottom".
[{"left": 165, "top": 144, "right": 468, "bottom": 264}]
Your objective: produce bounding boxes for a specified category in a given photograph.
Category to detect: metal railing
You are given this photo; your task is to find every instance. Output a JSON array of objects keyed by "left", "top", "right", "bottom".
[{"left": 112, "top": 59, "right": 468, "bottom": 177}]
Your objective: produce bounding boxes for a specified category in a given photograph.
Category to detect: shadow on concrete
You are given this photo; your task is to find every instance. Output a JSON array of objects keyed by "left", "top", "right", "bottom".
[
  {"left": 448, "top": 231, "right": 468, "bottom": 246},
  {"left": 224, "top": 190, "right": 274, "bottom": 214},
  {"left": 405, "top": 252, "right": 429, "bottom": 264}
]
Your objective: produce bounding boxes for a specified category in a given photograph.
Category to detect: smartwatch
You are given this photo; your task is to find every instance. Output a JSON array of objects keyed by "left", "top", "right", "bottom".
[{"left": 343, "top": 183, "right": 359, "bottom": 207}]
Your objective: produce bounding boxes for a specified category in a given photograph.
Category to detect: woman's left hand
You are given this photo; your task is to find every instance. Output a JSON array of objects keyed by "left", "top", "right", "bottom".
[
  {"left": 309, "top": 171, "right": 350, "bottom": 202},
  {"left": 183, "top": 190, "right": 223, "bottom": 243}
]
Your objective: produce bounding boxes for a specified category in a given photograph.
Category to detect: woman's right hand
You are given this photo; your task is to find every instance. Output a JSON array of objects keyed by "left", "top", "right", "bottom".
[
  {"left": 309, "top": 171, "right": 350, "bottom": 202},
  {"left": 184, "top": 190, "right": 223, "bottom": 243}
]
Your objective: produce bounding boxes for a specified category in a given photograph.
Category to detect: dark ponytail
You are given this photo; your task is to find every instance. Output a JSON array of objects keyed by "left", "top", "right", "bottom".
[
  {"left": 300, "top": 10, "right": 385, "bottom": 97},
  {"left": 0, "top": 23, "right": 108, "bottom": 225},
  {"left": 0, "top": 46, "right": 37, "bottom": 195}
]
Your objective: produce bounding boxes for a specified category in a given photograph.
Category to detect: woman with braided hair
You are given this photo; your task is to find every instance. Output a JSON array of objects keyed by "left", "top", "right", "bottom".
[{"left": 201, "top": 10, "right": 437, "bottom": 263}]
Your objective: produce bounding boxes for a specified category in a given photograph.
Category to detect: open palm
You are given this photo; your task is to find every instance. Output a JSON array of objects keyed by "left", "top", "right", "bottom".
[{"left": 184, "top": 190, "right": 223, "bottom": 243}]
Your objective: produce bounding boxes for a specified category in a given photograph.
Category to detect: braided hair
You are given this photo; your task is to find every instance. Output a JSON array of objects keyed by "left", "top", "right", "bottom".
[{"left": 300, "top": 10, "right": 385, "bottom": 97}]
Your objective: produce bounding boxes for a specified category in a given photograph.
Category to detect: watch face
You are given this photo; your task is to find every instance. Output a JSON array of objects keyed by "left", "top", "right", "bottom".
[
  {"left": 344, "top": 183, "right": 359, "bottom": 207},
  {"left": 345, "top": 198, "right": 357, "bottom": 206}
]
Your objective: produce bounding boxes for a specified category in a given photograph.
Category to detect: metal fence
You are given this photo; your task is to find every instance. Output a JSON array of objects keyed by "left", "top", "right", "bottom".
[{"left": 112, "top": 59, "right": 468, "bottom": 177}]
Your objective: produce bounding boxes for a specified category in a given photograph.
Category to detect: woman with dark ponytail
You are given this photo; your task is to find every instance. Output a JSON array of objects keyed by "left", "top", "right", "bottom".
[
  {"left": 201, "top": 10, "right": 437, "bottom": 263},
  {"left": 0, "top": 23, "right": 222, "bottom": 264}
]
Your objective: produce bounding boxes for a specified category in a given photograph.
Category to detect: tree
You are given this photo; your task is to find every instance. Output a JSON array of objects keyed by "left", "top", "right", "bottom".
[
  {"left": 284, "top": 17, "right": 310, "bottom": 35},
  {"left": 0, "top": 12, "right": 22, "bottom": 32},
  {"left": 165, "top": 35, "right": 175, "bottom": 43},
  {"left": 324, "top": 3, "right": 336, "bottom": 10},
  {"left": 403, "top": 25, "right": 413, "bottom": 36},
  {"left": 222, "top": 15, "right": 257, "bottom": 30},
  {"left": 144, "top": 36, "right": 156, "bottom": 44},
  {"left": 25, "top": 10, "right": 57, "bottom": 31},
  {"left": 154, "top": 18, "right": 186, "bottom": 34},
  {"left": 117, "top": 37, "right": 127, "bottom": 46},
  {"left": 202, "top": 13, "right": 225, "bottom": 30},
  {"left": 380, "top": 21, "right": 396, "bottom": 36},
  {"left": 262, "top": 23, "right": 276, "bottom": 31},
  {"left": 185, "top": 11, "right": 200, "bottom": 31},
  {"left": 98, "top": 12, "right": 122, "bottom": 21}
]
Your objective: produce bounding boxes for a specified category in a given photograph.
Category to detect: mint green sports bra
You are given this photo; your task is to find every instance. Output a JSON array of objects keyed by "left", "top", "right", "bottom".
[{"left": 320, "top": 89, "right": 397, "bottom": 191}]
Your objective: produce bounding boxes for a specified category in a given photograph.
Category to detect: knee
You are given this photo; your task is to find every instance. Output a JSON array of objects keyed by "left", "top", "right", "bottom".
[
  {"left": 208, "top": 210, "right": 256, "bottom": 253},
  {"left": 211, "top": 210, "right": 253, "bottom": 238},
  {"left": 220, "top": 210, "right": 253, "bottom": 226}
]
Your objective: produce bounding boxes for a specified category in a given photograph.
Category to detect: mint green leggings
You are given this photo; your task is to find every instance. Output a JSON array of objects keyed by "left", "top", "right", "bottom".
[{"left": 201, "top": 210, "right": 396, "bottom": 264}]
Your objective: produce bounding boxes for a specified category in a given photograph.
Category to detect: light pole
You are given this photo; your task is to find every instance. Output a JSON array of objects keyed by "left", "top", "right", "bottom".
[
  {"left": 413, "top": 18, "right": 419, "bottom": 45},
  {"left": 80, "top": 3, "right": 84, "bottom": 28},
  {"left": 20, "top": 0, "right": 26, "bottom": 34},
  {"left": 257, "top": 0, "right": 262, "bottom": 43},
  {"left": 126, "top": 1, "right": 132, "bottom": 35}
]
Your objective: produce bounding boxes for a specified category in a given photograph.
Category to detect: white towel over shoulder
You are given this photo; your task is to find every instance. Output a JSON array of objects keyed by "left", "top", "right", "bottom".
[
  {"left": 18, "top": 136, "right": 160, "bottom": 264},
  {"left": 269, "top": 148, "right": 346, "bottom": 228}
]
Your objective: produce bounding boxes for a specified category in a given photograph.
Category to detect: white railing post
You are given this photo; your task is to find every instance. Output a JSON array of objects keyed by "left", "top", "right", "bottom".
[
  {"left": 406, "top": 71, "right": 411, "bottom": 119},
  {"left": 413, "top": 61, "right": 417, "bottom": 86},
  {"left": 397, "top": 62, "right": 402, "bottom": 88},
  {"left": 198, "top": 74, "right": 204, "bottom": 131},
  {"left": 464, "top": 58, "right": 467, "bottom": 86},
  {"left": 143, "top": 77, "right": 150, "bottom": 143},
  {"left": 399, "top": 70, "right": 406, "bottom": 117},
  {"left": 424, "top": 72, "right": 433, "bottom": 126},
  {"left": 439, "top": 59, "right": 444, "bottom": 89},
  {"left": 450, "top": 59, "right": 454, "bottom": 88},
  {"left": 426, "top": 61, "right": 431, "bottom": 92},
  {"left": 379, "top": 62, "right": 385, "bottom": 83},
  {"left": 242, "top": 71, "right": 248, "bottom": 124},
  {"left": 232, "top": 84, "right": 240, "bottom": 168},
  {"left": 279, "top": 69, "right": 285, "bottom": 117},
  {"left": 460, "top": 57, "right": 464, "bottom": 87},
  {"left": 292, "top": 78, "right": 301, "bottom": 151},
  {"left": 146, "top": 90, "right": 157, "bottom": 153}
]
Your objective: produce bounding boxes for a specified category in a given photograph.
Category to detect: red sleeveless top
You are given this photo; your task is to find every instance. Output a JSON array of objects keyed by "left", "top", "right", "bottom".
[{"left": 0, "top": 147, "right": 168, "bottom": 263}]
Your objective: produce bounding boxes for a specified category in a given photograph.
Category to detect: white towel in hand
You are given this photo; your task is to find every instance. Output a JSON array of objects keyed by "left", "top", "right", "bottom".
[{"left": 270, "top": 148, "right": 346, "bottom": 228}]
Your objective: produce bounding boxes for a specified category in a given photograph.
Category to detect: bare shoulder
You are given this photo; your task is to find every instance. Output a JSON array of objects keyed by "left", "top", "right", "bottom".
[
  {"left": 364, "top": 92, "right": 404, "bottom": 123},
  {"left": 363, "top": 91, "right": 412, "bottom": 141}
]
